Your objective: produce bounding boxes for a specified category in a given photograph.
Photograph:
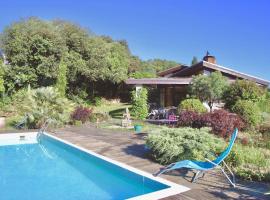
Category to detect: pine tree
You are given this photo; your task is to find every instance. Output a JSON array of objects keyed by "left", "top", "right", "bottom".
[
  {"left": 56, "top": 58, "right": 67, "bottom": 97},
  {"left": 191, "top": 56, "right": 198, "bottom": 65}
]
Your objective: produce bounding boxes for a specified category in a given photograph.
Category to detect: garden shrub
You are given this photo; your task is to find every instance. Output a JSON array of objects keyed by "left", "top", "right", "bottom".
[
  {"left": 146, "top": 127, "right": 225, "bottom": 164},
  {"left": 147, "top": 127, "right": 270, "bottom": 182},
  {"left": 93, "top": 97, "right": 102, "bottom": 106},
  {"left": 89, "top": 112, "right": 110, "bottom": 122},
  {"left": 71, "top": 106, "right": 92, "bottom": 123},
  {"left": 223, "top": 80, "right": 265, "bottom": 110},
  {"left": 207, "top": 110, "right": 244, "bottom": 137},
  {"left": 18, "top": 87, "right": 75, "bottom": 128},
  {"left": 178, "top": 99, "right": 207, "bottom": 113},
  {"left": 131, "top": 88, "right": 148, "bottom": 120},
  {"left": 232, "top": 100, "right": 262, "bottom": 127},
  {"left": 178, "top": 110, "right": 244, "bottom": 137},
  {"left": 55, "top": 58, "right": 67, "bottom": 97},
  {"left": 226, "top": 145, "right": 270, "bottom": 182},
  {"left": 258, "top": 98, "right": 270, "bottom": 114},
  {"left": 178, "top": 111, "right": 200, "bottom": 127}
]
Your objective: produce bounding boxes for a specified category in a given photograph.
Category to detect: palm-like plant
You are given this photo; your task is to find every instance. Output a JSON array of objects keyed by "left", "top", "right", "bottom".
[{"left": 20, "top": 87, "right": 74, "bottom": 128}]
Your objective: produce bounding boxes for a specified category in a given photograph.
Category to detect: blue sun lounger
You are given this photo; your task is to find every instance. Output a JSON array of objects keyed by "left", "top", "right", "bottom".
[{"left": 154, "top": 128, "right": 238, "bottom": 187}]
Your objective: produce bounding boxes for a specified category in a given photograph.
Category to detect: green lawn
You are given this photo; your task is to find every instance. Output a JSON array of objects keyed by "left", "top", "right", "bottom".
[{"left": 93, "top": 102, "right": 131, "bottom": 119}]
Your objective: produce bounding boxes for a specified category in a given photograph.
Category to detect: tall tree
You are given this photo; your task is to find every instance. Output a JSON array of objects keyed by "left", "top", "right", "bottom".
[
  {"left": 0, "top": 17, "right": 66, "bottom": 92},
  {"left": 0, "top": 60, "right": 5, "bottom": 97},
  {"left": 55, "top": 58, "right": 67, "bottom": 97},
  {"left": 191, "top": 56, "right": 198, "bottom": 65},
  {"left": 190, "top": 71, "right": 228, "bottom": 112}
]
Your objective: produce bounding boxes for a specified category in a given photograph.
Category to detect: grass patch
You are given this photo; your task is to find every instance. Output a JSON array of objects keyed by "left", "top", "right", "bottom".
[{"left": 93, "top": 102, "right": 131, "bottom": 119}]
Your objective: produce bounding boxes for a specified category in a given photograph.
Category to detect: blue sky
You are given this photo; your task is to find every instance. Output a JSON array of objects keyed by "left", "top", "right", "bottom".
[{"left": 0, "top": 0, "right": 270, "bottom": 80}]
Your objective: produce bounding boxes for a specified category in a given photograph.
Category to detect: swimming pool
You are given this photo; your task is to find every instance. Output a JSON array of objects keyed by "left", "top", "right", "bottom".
[{"left": 0, "top": 132, "right": 189, "bottom": 200}]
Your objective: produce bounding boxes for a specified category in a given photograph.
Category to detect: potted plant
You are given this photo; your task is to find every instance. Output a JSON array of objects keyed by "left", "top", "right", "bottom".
[{"left": 134, "top": 123, "right": 143, "bottom": 133}]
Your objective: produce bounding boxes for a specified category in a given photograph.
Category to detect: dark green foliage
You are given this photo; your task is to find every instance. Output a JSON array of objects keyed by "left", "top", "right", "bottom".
[
  {"left": 190, "top": 71, "right": 228, "bottom": 111},
  {"left": 0, "top": 60, "right": 5, "bottom": 95},
  {"left": 93, "top": 97, "right": 102, "bottom": 106},
  {"left": 129, "top": 71, "right": 156, "bottom": 79},
  {"left": 143, "top": 59, "right": 179, "bottom": 72},
  {"left": 89, "top": 112, "right": 110, "bottom": 122},
  {"left": 257, "top": 91, "right": 270, "bottom": 114},
  {"left": 0, "top": 18, "right": 132, "bottom": 98},
  {"left": 128, "top": 57, "right": 180, "bottom": 78},
  {"left": 178, "top": 98, "right": 206, "bottom": 113},
  {"left": 0, "top": 18, "right": 180, "bottom": 98},
  {"left": 131, "top": 88, "right": 148, "bottom": 120},
  {"left": 223, "top": 80, "right": 265, "bottom": 110},
  {"left": 232, "top": 100, "right": 262, "bottom": 127},
  {"left": 55, "top": 58, "right": 67, "bottom": 97},
  {"left": 191, "top": 56, "right": 198, "bottom": 65},
  {"left": 1, "top": 18, "right": 66, "bottom": 92}
]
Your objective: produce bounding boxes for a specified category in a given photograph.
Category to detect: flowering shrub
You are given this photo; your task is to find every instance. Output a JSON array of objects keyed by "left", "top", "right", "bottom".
[{"left": 71, "top": 106, "right": 93, "bottom": 123}]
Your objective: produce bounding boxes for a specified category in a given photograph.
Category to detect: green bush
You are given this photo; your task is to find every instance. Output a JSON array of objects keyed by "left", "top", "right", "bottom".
[
  {"left": 18, "top": 87, "right": 75, "bottom": 128},
  {"left": 93, "top": 97, "right": 103, "bottom": 106},
  {"left": 131, "top": 88, "right": 148, "bottom": 120},
  {"left": 226, "top": 145, "right": 270, "bottom": 182},
  {"left": 55, "top": 58, "right": 67, "bottom": 97},
  {"left": 146, "top": 127, "right": 224, "bottom": 164},
  {"left": 146, "top": 127, "right": 270, "bottom": 182},
  {"left": 223, "top": 80, "right": 265, "bottom": 110},
  {"left": 232, "top": 100, "right": 262, "bottom": 127},
  {"left": 258, "top": 92, "right": 270, "bottom": 114},
  {"left": 89, "top": 112, "right": 110, "bottom": 122},
  {"left": 178, "top": 99, "right": 207, "bottom": 113}
]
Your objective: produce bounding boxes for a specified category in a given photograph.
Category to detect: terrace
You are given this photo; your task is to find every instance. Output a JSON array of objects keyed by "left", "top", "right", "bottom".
[{"left": 44, "top": 123, "right": 269, "bottom": 200}]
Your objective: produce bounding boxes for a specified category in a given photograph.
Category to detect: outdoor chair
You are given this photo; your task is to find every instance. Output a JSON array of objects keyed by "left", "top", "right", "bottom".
[{"left": 154, "top": 128, "right": 238, "bottom": 187}]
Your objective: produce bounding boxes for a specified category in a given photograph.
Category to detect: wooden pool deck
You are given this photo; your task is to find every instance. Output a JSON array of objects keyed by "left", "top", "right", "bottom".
[{"left": 47, "top": 123, "right": 270, "bottom": 200}]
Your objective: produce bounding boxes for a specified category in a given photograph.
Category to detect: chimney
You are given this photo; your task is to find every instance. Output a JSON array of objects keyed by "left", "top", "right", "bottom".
[{"left": 203, "top": 51, "right": 216, "bottom": 64}]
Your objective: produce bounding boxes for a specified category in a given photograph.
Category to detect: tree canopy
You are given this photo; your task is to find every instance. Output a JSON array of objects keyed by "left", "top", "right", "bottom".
[
  {"left": 190, "top": 71, "right": 228, "bottom": 111},
  {"left": 0, "top": 17, "right": 180, "bottom": 98}
]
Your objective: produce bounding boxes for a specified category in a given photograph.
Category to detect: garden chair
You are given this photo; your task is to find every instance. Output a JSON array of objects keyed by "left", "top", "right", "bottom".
[{"left": 154, "top": 128, "right": 238, "bottom": 187}]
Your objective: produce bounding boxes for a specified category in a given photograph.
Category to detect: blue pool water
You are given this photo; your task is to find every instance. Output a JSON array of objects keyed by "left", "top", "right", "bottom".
[{"left": 0, "top": 134, "right": 169, "bottom": 200}]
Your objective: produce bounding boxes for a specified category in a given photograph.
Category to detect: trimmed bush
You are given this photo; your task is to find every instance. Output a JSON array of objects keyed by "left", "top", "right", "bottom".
[
  {"left": 71, "top": 106, "right": 92, "bottom": 123},
  {"left": 232, "top": 100, "right": 262, "bottom": 127},
  {"left": 131, "top": 88, "right": 148, "bottom": 120},
  {"left": 178, "top": 99, "right": 207, "bottom": 113},
  {"left": 223, "top": 80, "right": 265, "bottom": 110}
]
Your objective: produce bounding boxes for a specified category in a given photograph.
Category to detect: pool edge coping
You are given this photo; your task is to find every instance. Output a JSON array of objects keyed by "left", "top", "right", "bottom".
[{"left": 44, "top": 132, "right": 190, "bottom": 200}]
